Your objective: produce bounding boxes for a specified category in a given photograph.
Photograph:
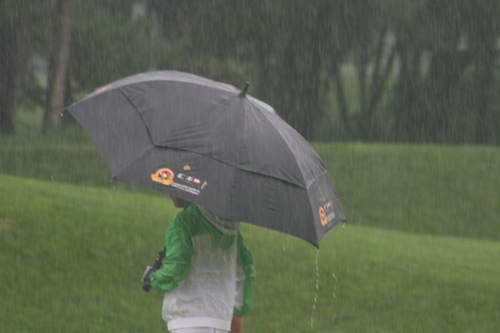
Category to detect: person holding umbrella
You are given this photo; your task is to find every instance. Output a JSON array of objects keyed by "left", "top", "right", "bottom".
[
  {"left": 142, "top": 196, "right": 256, "bottom": 333},
  {"left": 67, "top": 69, "right": 346, "bottom": 330}
]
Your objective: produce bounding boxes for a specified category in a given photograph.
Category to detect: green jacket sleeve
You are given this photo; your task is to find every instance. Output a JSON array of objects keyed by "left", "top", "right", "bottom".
[
  {"left": 233, "top": 232, "right": 256, "bottom": 317},
  {"left": 150, "top": 217, "right": 195, "bottom": 294}
]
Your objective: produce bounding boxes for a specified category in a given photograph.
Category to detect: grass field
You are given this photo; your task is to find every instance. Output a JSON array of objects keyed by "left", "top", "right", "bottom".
[{"left": 1, "top": 123, "right": 500, "bottom": 332}]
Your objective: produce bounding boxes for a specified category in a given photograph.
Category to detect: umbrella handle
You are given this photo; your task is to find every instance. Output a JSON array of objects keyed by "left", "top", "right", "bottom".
[
  {"left": 142, "top": 247, "right": 166, "bottom": 292},
  {"left": 154, "top": 247, "right": 166, "bottom": 269}
]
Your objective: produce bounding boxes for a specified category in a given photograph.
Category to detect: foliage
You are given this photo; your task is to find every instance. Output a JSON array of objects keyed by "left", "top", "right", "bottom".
[
  {"left": 2, "top": 0, "right": 500, "bottom": 144},
  {"left": 136, "top": 0, "right": 500, "bottom": 144},
  {"left": 69, "top": 0, "right": 154, "bottom": 92},
  {"left": 386, "top": 0, "right": 500, "bottom": 144}
]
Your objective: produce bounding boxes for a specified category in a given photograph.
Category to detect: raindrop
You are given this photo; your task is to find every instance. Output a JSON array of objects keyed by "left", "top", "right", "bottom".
[{"left": 310, "top": 249, "right": 320, "bottom": 329}]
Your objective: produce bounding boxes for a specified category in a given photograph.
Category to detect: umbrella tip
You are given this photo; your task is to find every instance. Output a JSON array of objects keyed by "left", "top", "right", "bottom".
[{"left": 239, "top": 81, "right": 250, "bottom": 97}]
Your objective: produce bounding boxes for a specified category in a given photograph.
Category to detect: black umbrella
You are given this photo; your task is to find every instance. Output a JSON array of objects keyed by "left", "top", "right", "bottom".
[{"left": 65, "top": 71, "right": 345, "bottom": 247}]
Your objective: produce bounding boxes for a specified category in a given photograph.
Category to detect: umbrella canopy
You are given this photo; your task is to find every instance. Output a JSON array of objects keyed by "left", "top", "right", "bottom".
[{"left": 65, "top": 71, "right": 346, "bottom": 247}]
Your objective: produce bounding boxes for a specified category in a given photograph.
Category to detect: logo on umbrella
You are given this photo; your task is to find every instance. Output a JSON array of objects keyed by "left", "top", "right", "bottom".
[
  {"left": 151, "top": 168, "right": 175, "bottom": 186},
  {"left": 319, "top": 207, "right": 328, "bottom": 226},
  {"left": 151, "top": 167, "right": 208, "bottom": 195},
  {"left": 319, "top": 200, "right": 335, "bottom": 226}
]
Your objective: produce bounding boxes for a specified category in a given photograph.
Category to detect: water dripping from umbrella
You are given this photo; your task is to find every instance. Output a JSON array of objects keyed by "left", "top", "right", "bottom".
[{"left": 310, "top": 249, "right": 320, "bottom": 329}]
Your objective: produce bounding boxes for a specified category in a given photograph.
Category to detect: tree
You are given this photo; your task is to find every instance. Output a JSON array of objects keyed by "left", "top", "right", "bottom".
[
  {"left": 148, "top": 0, "right": 332, "bottom": 140},
  {"left": 0, "top": 2, "right": 30, "bottom": 136},
  {"left": 265, "top": 1, "right": 325, "bottom": 140},
  {"left": 465, "top": 0, "right": 500, "bottom": 144},
  {"left": 5, "top": 0, "right": 498, "bottom": 143},
  {"left": 42, "top": 0, "right": 74, "bottom": 133},
  {"left": 389, "top": 0, "right": 500, "bottom": 144},
  {"left": 322, "top": 0, "right": 397, "bottom": 141},
  {"left": 69, "top": 0, "right": 154, "bottom": 92}
]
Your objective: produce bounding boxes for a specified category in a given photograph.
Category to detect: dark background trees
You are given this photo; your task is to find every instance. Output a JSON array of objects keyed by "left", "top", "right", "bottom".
[
  {"left": 1, "top": 0, "right": 499, "bottom": 145},
  {"left": 42, "top": 0, "right": 73, "bottom": 133},
  {"left": 0, "top": 0, "right": 35, "bottom": 136}
]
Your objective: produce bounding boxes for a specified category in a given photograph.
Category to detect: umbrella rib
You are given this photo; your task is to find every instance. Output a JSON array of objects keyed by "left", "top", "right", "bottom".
[
  {"left": 117, "top": 88, "right": 156, "bottom": 144},
  {"left": 101, "top": 88, "right": 156, "bottom": 181},
  {"left": 247, "top": 98, "right": 314, "bottom": 188},
  {"left": 171, "top": 145, "right": 310, "bottom": 190},
  {"left": 111, "top": 145, "right": 155, "bottom": 181}
]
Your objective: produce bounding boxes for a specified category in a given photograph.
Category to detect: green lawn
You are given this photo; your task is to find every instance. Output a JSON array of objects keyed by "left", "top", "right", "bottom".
[
  {"left": 1, "top": 124, "right": 500, "bottom": 331},
  {"left": 1, "top": 175, "right": 499, "bottom": 332},
  {"left": 315, "top": 142, "right": 500, "bottom": 240}
]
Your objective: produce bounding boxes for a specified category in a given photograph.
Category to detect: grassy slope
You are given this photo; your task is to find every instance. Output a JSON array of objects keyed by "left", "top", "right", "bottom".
[
  {"left": 315, "top": 143, "right": 500, "bottom": 240},
  {"left": 1, "top": 175, "right": 500, "bottom": 332},
  {"left": 2, "top": 124, "right": 500, "bottom": 331}
]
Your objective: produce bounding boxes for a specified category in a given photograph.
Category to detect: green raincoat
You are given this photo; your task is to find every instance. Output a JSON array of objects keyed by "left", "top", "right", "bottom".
[{"left": 151, "top": 204, "right": 255, "bottom": 331}]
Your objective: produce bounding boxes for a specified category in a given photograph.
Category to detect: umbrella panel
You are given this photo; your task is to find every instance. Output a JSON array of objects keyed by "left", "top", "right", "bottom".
[{"left": 114, "top": 146, "right": 343, "bottom": 247}]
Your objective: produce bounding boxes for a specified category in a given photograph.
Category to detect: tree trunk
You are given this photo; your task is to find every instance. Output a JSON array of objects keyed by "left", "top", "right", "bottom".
[
  {"left": 0, "top": 17, "right": 29, "bottom": 136},
  {"left": 332, "top": 60, "right": 350, "bottom": 136},
  {"left": 471, "top": 6, "right": 498, "bottom": 144},
  {"left": 393, "top": 41, "right": 422, "bottom": 142},
  {"left": 280, "top": 3, "right": 327, "bottom": 141},
  {"left": 359, "top": 27, "right": 396, "bottom": 141},
  {"left": 473, "top": 49, "right": 495, "bottom": 144},
  {"left": 42, "top": 0, "right": 73, "bottom": 133}
]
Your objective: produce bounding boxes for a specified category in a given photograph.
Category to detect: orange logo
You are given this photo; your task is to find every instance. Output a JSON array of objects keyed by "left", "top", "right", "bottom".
[
  {"left": 319, "top": 206, "right": 328, "bottom": 226},
  {"left": 151, "top": 168, "right": 175, "bottom": 186}
]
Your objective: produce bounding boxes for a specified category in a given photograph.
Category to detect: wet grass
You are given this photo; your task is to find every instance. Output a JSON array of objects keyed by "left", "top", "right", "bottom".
[
  {"left": 1, "top": 119, "right": 500, "bottom": 331},
  {"left": 0, "top": 175, "right": 168, "bottom": 332},
  {"left": 315, "top": 142, "right": 500, "bottom": 241},
  {"left": 1, "top": 174, "right": 500, "bottom": 332}
]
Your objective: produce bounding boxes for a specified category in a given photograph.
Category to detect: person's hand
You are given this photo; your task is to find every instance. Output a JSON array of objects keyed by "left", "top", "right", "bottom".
[
  {"left": 141, "top": 266, "right": 157, "bottom": 285},
  {"left": 231, "top": 315, "right": 244, "bottom": 333}
]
